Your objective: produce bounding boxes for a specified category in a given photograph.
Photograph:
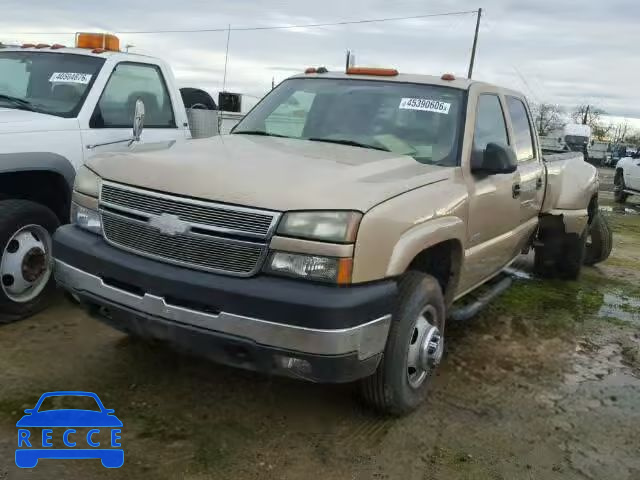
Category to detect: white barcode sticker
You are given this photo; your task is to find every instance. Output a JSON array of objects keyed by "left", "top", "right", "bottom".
[
  {"left": 49, "top": 72, "right": 93, "bottom": 84},
  {"left": 399, "top": 98, "right": 451, "bottom": 114}
]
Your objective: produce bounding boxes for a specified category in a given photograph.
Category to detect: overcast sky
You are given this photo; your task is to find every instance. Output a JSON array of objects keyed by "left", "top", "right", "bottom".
[{"left": 2, "top": 0, "right": 639, "bottom": 126}]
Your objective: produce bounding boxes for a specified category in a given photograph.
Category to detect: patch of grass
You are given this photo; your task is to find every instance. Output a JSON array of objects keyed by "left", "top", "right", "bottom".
[{"left": 0, "top": 394, "right": 42, "bottom": 418}]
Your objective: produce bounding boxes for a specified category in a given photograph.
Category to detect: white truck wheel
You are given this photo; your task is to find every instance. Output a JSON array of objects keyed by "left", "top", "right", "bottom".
[{"left": 0, "top": 200, "right": 59, "bottom": 323}]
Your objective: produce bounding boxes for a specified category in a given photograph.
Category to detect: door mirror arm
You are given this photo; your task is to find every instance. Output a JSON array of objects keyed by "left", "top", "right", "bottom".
[{"left": 86, "top": 99, "right": 146, "bottom": 150}]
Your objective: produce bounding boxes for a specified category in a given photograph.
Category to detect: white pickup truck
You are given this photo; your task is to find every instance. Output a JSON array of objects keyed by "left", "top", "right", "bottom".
[
  {"left": 614, "top": 152, "right": 640, "bottom": 202},
  {"left": 0, "top": 33, "right": 226, "bottom": 321}
]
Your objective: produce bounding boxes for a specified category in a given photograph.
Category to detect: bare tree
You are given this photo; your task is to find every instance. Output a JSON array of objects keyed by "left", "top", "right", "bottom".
[
  {"left": 625, "top": 131, "right": 640, "bottom": 148},
  {"left": 571, "top": 104, "right": 605, "bottom": 128},
  {"left": 591, "top": 122, "right": 613, "bottom": 141},
  {"left": 530, "top": 102, "right": 564, "bottom": 136},
  {"left": 611, "top": 120, "right": 630, "bottom": 144}
]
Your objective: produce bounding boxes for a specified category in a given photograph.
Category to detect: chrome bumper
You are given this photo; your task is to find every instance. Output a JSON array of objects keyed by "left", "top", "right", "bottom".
[{"left": 54, "top": 260, "right": 391, "bottom": 359}]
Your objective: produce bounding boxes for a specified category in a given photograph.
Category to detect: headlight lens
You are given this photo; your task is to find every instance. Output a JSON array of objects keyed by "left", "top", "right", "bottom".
[
  {"left": 74, "top": 166, "right": 101, "bottom": 198},
  {"left": 71, "top": 203, "right": 102, "bottom": 234},
  {"left": 265, "top": 252, "right": 352, "bottom": 284},
  {"left": 276, "top": 211, "right": 361, "bottom": 243}
]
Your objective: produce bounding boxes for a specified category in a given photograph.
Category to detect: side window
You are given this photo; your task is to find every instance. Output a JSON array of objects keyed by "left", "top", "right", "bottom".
[
  {"left": 264, "top": 91, "right": 316, "bottom": 137},
  {"left": 507, "top": 96, "right": 535, "bottom": 161},
  {"left": 473, "top": 94, "right": 509, "bottom": 153},
  {"left": 91, "top": 63, "right": 175, "bottom": 129}
]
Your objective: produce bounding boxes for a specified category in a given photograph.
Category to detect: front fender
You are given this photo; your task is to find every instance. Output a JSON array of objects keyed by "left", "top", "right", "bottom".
[
  {"left": 0, "top": 152, "right": 76, "bottom": 187},
  {"left": 385, "top": 216, "right": 466, "bottom": 277}
]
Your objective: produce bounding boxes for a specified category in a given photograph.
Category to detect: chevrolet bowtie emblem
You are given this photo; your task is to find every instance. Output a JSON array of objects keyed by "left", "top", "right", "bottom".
[{"left": 148, "top": 213, "right": 189, "bottom": 236}]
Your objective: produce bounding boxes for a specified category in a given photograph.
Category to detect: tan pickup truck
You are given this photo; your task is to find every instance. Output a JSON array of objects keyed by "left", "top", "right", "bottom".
[{"left": 52, "top": 68, "right": 599, "bottom": 415}]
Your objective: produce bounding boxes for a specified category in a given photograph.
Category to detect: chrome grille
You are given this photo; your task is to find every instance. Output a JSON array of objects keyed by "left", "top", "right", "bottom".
[
  {"left": 99, "top": 182, "right": 279, "bottom": 276},
  {"left": 102, "top": 212, "right": 264, "bottom": 275},
  {"left": 101, "top": 183, "right": 277, "bottom": 239}
]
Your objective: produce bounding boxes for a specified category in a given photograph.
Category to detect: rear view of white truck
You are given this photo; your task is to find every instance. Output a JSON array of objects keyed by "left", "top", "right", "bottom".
[{"left": 0, "top": 33, "right": 226, "bottom": 322}]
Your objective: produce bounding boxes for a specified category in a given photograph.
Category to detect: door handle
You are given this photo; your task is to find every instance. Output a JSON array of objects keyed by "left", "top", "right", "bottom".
[
  {"left": 536, "top": 177, "right": 543, "bottom": 190},
  {"left": 512, "top": 183, "right": 521, "bottom": 198}
]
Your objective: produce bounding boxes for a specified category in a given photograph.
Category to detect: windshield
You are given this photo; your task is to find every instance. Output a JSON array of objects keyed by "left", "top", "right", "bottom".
[
  {"left": 0, "top": 51, "right": 105, "bottom": 117},
  {"left": 234, "top": 78, "right": 465, "bottom": 166}
]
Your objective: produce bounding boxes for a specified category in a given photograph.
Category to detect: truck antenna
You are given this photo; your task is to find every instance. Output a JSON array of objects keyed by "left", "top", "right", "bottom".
[
  {"left": 467, "top": 7, "right": 482, "bottom": 79},
  {"left": 222, "top": 24, "right": 231, "bottom": 92}
]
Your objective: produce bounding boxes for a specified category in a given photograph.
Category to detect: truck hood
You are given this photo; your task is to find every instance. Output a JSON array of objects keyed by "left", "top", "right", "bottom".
[
  {"left": 0, "top": 108, "right": 78, "bottom": 134},
  {"left": 88, "top": 135, "right": 452, "bottom": 212}
]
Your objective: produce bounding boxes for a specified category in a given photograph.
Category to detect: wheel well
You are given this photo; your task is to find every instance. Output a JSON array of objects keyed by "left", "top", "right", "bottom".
[
  {"left": 0, "top": 171, "right": 71, "bottom": 223},
  {"left": 587, "top": 195, "right": 598, "bottom": 224},
  {"left": 407, "top": 240, "right": 462, "bottom": 306}
]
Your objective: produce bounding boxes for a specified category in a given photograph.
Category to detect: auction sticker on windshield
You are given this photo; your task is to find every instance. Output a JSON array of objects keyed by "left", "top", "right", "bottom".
[
  {"left": 399, "top": 98, "right": 451, "bottom": 114},
  {"left": 49, "top": 72, "right": 93, "bottom": 84}
]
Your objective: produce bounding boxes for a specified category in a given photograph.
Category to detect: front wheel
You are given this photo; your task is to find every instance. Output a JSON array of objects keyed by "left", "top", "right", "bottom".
[
  {"left": 614, "top": 171, "right": 629, "bottom": 204},
  {"left": 0, "top": 200, "right": 60, "bottom": 323},
  {"left": 359, "top": 272, "right": 445, "bottom": 415}
]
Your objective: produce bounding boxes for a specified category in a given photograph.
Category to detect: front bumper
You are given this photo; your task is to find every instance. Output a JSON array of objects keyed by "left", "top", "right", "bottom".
[{"left": 53, "top": 226, "right": 396, "bottom": 383}]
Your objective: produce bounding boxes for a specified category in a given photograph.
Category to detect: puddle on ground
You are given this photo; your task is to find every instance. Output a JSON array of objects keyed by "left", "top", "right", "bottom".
[
  {"left": 599, "top": 205, "right": 640, "bottom": 215},
  {"left": 598, "top": 292, "right": 640, "bottom": 325}
]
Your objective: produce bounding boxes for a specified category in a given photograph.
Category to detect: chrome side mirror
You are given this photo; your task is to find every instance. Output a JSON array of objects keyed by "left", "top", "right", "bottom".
[{"left": 130, "top": 99, "right": 145, "bottom": 145}]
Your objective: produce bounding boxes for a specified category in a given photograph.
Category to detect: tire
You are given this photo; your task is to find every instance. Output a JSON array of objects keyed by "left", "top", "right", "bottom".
[
  {"left": 180, "top": 87, "right": 217, "bottom": 110},
  {"left": 359, "top": 272, "right": 445, "bottom": 416},
  {"left": 534, "top": 227, "right": 587, "bottom": 280},
  {"left": 584, "top": 213, "right": 613, "bottom": 266},
  {"left": 614, "top": 170, "right": 629, "bottom": 204},
  {"left": 0, "top": 200, "right": 60, "bottom": 324}
]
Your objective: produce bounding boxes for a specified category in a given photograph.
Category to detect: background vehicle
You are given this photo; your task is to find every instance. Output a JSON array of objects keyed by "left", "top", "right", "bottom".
[
  {"left": 614, "top": 152, "right": 640, "bottom": 202},
  {"left": 0, "top": 33, "right": 240, "bottom": 322},
  {"left": 587, "top": 140, "right": 612, "bottom": 165},
  {"left": 53, "top": 68, "right": 598, "bottom": 415}
]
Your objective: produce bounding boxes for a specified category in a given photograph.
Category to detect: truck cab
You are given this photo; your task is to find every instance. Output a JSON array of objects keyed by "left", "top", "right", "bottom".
[{"left": 0, "top": 33, "right": 195, "bottom": 321}]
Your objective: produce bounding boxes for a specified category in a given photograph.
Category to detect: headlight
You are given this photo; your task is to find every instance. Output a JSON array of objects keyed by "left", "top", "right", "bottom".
[
  {"left": 74, "top": 166, "right": 101, "bottom": 198},
  {"left": 265, "top": 252, "right": 352, "bottom": 284},
  {"left": 71, "top": 203, "right": 102, "bottom": 234},
  {"left": 276, "top": 211, "right": 361, "bottom": 243}
]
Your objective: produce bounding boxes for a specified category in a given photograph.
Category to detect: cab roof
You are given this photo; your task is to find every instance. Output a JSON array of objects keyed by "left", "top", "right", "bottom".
[
  {"left": 292, "top": 71, "right": 504, "bottom": 92},
  {"left": 0, "top": 45, "right": 153, "bottom": 60}
]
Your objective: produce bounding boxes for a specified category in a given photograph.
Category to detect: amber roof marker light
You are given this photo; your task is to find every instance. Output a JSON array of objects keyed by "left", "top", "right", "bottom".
[{"left": 346, "top": 67, "right": 399, "bottom": 77}]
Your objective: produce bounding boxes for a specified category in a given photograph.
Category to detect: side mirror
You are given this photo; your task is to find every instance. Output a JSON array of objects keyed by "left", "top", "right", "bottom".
[
  {"left": 130, "top": 99, "right": 145, "bottom": 145},
  {"left": 472, "top": 142, "right": 518, "bottom": 175},
  {"left": 24, "top": 409, "right": 34, "bottom": 414}
]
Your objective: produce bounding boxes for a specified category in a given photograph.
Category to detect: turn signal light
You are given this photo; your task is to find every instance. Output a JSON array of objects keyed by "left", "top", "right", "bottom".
[
  {"left": 347, "top": 67, "right": 399, "bottom": 76},
  {"left": 76, "top": 33, "right": 120, "bottom": 52}
]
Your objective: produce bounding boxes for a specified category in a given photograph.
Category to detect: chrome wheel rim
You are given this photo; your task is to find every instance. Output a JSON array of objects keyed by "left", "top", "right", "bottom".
[
  {"left": 406, "top": 305, "right": 444, "bottom": 389},
  {"left": 0, "top": 224, "right": 52, "bottom": 303}
]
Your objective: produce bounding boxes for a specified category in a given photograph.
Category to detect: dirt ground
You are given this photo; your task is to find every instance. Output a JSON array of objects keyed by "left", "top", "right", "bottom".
[{"left": 1, "top": 168, "right": 639, "bottom": 480}]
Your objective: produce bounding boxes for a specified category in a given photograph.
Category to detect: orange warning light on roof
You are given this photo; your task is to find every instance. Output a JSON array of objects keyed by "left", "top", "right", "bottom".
[
  {"left": 441, "top": 73, "right": 456, "bottom": 81},
  {"left": 346, "top": 67, "right": 398, "bottom": 77},
  {"left": 76, "top": 33, "right": 120, "bottom": 52}
]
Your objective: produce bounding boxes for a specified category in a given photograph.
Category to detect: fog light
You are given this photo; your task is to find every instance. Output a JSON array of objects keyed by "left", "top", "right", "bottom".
[{"left": 275, "top": 355, "right": 312, "bottom": 376}]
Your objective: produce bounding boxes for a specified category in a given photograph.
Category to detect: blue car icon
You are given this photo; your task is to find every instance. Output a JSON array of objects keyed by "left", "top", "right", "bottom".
[{"left": 15, "top": 391, "right": 123, "bottom": 468}]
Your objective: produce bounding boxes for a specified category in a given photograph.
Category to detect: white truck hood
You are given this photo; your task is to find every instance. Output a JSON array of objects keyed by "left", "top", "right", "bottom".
[{"left": 0, "top": 108, "right": 79, "bottom": 135}]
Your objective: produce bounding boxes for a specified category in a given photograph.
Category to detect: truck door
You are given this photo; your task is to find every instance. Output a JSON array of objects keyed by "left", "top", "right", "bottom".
[
  {"left": 505, "top": 96, "right": 545, "bottom": 227},
  {"left": 80, "top": 62, "right": 183, "bottom": 158},
  {"left": 627, "top": 156, "right": 640, "bottom": 190},
  {"left": 462, "top": 93, "right": 523, "bottom": 291}
]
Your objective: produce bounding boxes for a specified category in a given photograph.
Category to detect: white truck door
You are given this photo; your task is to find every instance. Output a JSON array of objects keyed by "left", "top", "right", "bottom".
[
  {"left": 628, "top": 157, "right": 640, "bottom": 190},
  {"left": 80, "top": 62, "right": 184, "bottom": 159}
]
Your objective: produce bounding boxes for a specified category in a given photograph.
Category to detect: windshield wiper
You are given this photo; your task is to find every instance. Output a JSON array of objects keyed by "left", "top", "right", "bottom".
[
  {"left": 307, "top": 137, "right": 390, "bottom": 152},
  {"left": 232, "top": 130, "right": 292, "bottom": 138},
  {"left": 0, "top": 94, "right": 37, "bottom": 112}
]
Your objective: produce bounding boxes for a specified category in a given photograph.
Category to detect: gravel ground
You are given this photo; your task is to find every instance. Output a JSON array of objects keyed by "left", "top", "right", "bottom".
[{"left": 0, "top": 168, "right": 638, "bottom": 480}]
